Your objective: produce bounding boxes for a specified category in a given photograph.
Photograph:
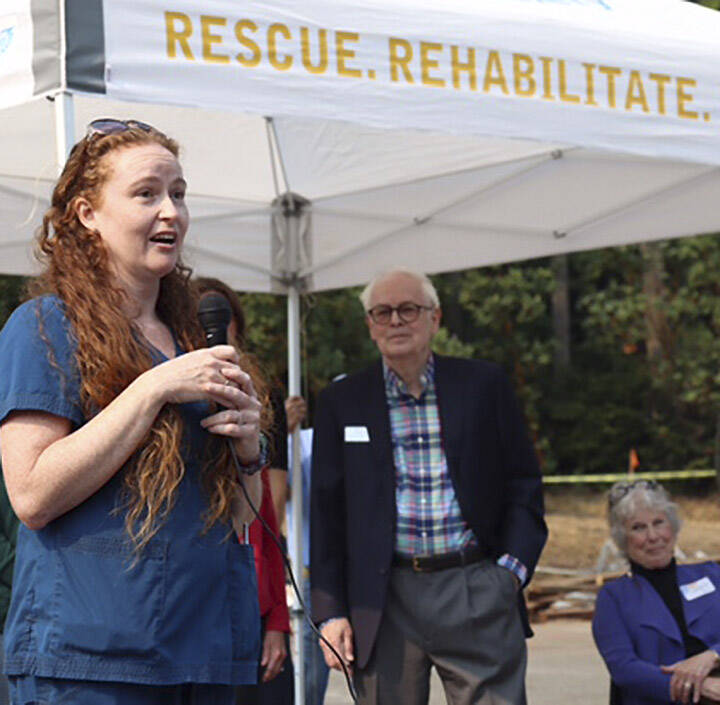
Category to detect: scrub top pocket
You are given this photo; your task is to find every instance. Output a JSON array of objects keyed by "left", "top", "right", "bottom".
[{"left": 50, "top": 535, "right": 168, "bottom": 659}]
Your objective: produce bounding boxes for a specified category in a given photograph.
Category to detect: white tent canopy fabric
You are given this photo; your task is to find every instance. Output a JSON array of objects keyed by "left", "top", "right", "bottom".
[
  {"left": 2, "top": 0, "right": 720, "bottom": 699},
  {"left": 2, "top": 0, "right": 720, "bottom": 293}
]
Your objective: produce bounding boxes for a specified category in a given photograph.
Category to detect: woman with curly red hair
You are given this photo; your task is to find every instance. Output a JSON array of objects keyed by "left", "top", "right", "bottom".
[{"left": 0, "top": 119, "right": 264, "bottom": 704}]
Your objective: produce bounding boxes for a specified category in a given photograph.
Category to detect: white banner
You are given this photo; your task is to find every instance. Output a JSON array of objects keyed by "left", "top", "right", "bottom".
[
  {"left": 103, "top": 0, "right": 720, "bottom": 165},
  {"left": 0, "top": 0, "right": 34, "bottom": 109}
]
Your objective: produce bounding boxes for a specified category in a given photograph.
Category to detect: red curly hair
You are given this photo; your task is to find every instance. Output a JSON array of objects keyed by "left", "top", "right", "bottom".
[{"left": 30, "top": 124, "right": 248, "bottom": 550}]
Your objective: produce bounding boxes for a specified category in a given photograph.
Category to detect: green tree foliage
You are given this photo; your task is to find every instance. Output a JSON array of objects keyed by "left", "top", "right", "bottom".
[
  {"left": 240, "top": 284, "right": 480, "bottom": 412},
  {"left": 241, "top": 232, "right": 720, "bottom": 477},
  {"left": 574, "top": 237, "right": 720, "bottom": 472},
  {"left": 237, "top": 292, "right": 287, "bottom": 383},
  {"left": 239, "top": 287, "right": 379, "bottom": 406},
  {"left": 1, "top": 229, "right": 719, "bottom": 477},
  {"left": 0, "top": 277, "right": 26, "bottom": 327},
  {"left": 436, "top": 263, "right": 557, "bottom": 468}
]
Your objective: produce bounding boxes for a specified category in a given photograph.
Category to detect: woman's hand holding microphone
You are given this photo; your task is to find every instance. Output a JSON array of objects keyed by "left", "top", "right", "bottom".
[{"left": 146, "top": 345, "right": 264, "bottom": 523}]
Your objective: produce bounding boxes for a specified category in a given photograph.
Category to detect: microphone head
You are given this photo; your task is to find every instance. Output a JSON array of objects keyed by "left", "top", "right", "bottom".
[{"left": 198, "top": 292, "right": 232, "bottom": 347}]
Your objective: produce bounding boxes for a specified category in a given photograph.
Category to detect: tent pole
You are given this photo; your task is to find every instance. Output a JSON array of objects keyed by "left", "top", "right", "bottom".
[
  {"left": 287, "top": 280, "right": 306, "bottom": 705},
  {"left": 53, "top": 91, "right": 75, "bottom": 175}
]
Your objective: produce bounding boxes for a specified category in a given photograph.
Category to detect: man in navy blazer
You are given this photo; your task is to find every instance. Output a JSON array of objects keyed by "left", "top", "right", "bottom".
[{"left": 310, "top": 268, "right": 547, "bottom": 705}]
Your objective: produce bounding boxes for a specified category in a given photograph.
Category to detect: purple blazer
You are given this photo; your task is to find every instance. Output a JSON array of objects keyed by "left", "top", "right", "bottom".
[{"left": 593, "top": 561, "right": 720, "bottom": 705}]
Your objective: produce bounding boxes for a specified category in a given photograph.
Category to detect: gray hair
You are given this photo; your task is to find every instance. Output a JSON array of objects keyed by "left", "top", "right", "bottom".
[
  {"left": 607, "top": 481, "right": 681, "bottom": 556},
  {"left": 359, "top": 268, "right": 440, "bottom": 311}
]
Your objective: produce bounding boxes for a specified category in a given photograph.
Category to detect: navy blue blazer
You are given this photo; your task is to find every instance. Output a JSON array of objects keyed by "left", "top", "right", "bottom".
[
  {"left": 310, "top": 355, "right": 547, "bottom": 668},
  {"left": 593, "top": 561, "right": 720, "bottom": 705}
]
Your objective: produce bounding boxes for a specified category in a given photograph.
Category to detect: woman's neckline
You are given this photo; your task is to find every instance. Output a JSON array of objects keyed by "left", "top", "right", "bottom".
[{"left": 630, "top": 557, "right": 676, "bottom": 578}]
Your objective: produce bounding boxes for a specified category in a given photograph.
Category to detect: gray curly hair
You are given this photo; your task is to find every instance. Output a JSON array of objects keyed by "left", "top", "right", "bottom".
[{"left": 607, "top": 480, "right": 681, "bottom": 556}]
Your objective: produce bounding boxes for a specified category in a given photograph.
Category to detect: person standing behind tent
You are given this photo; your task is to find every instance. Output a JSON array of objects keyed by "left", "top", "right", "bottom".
[
  {"left": 285, "top": 395, "right": 330, "bottom": 705},
  {"left": 194, "top": 277, "right": 293, "bottom": 705},
  {"left": 0, "top": 465, "right": 18, "bottom": 705},
  {"left": 0, "top": 119, "right": 264, "bottom": 704}
]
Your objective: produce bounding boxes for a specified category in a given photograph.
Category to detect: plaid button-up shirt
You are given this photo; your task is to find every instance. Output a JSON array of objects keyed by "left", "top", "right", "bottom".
[
  {"left": 385, "top": 355, "right": 527, "bottom": 584},
  {"left": 385, "top": 356, "right": 474, "bottom": 557}
]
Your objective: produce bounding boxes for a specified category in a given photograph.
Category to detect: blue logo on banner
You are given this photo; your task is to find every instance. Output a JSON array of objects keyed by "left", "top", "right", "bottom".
[{"left": 0, "top": 27, "right": 14, "bottom": 55}]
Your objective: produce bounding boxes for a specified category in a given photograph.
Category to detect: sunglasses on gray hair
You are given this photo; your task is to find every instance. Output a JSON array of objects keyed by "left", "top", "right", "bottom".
[{"left": 608, "top": 479, "right": 659, "bottom": 507}]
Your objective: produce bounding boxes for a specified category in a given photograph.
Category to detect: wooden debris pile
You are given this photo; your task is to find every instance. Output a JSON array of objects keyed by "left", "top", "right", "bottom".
[
  {"left": 527, "top": 558, "right": 720, "bottom": 622},
  {"left": 526, "top": 568, "right": 623, "bottom": 623}
]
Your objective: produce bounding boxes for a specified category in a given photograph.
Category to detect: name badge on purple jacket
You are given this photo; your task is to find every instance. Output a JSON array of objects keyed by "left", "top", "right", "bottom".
[{"left": 680, "top": 576, "right": 715, "bottom": 601}]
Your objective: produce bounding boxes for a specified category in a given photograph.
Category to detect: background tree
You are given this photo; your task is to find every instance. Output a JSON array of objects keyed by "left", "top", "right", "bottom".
[
  {"left": 1, "top": 0, "right": 719, "bottom": 478},
  {"left": 2, "top": 227, "right": 719, "bottom": 481}
]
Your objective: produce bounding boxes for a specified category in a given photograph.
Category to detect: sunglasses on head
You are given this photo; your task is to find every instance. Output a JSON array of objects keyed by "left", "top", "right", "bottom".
[
  {"left": 65, "top": 118, "right": 165, "bottom": 194},
  {"left": 608, "top": 479, "right": 659, "bottom": 507},
  {"left": 85, "top": 118, "right": 156, "bottom": 139}
]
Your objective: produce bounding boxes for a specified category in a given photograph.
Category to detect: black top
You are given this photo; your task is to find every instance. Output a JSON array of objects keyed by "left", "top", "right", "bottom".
[
  {"left": 267, "top": 386, "right": 288, "bottom": 471},
  {"left": 631, "top": 558, "right": 708, "bottom": 657}
]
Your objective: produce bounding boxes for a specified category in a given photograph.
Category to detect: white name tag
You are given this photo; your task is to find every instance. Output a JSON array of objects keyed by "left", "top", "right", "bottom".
[
  {"left": 344, "top": 425, "right": 370, "bottom": 443},
  {"left": 680, "top": 576, "right": 716, "bottom": 601}
]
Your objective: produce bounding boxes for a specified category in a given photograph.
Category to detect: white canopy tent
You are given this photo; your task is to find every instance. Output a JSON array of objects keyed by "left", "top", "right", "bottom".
[{"left": 2, "top": 0, "right": 720, "bottom": 698}]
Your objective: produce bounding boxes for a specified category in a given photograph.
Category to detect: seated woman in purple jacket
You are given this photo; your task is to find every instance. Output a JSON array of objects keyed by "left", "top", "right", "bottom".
[{"left": 593, "top": 480, "right": 720, "bottom": 705}]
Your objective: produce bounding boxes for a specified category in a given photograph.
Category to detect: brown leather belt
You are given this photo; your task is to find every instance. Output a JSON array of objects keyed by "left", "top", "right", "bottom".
[{"left": 392, "top": 545, "right": 488, "bottom": 573}]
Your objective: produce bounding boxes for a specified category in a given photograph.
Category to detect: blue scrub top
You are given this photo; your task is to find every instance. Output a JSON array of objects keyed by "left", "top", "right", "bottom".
[{"left": 0, "top": 296, "right": 260, "bottom": 686}]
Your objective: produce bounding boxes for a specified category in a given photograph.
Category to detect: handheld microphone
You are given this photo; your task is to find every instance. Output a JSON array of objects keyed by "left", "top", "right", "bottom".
[
  {"left": 198, "top": 292, "right": 232, "bottom": 347},
  {"left": 197, "top": 290, "right": 262, "bottom": 476}
]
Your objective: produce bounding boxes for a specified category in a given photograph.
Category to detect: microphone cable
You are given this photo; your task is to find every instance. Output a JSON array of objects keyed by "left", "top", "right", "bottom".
[
  {"left": 228, "top": 440, "right": 359, "bottom": 703},
  {"left": 197, "top": 290, "right": 357, "bottom": 702}
]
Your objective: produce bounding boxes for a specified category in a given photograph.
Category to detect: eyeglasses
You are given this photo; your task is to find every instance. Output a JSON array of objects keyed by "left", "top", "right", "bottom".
[
  {"left": 608, "top": 479, "right": 659, "bottom": 507},
  {"left": 366, "top": 302, "right": 434, "bottom": 325},
  {"left": 86, "top": 118, "right": 156, "bottom": 138}
]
